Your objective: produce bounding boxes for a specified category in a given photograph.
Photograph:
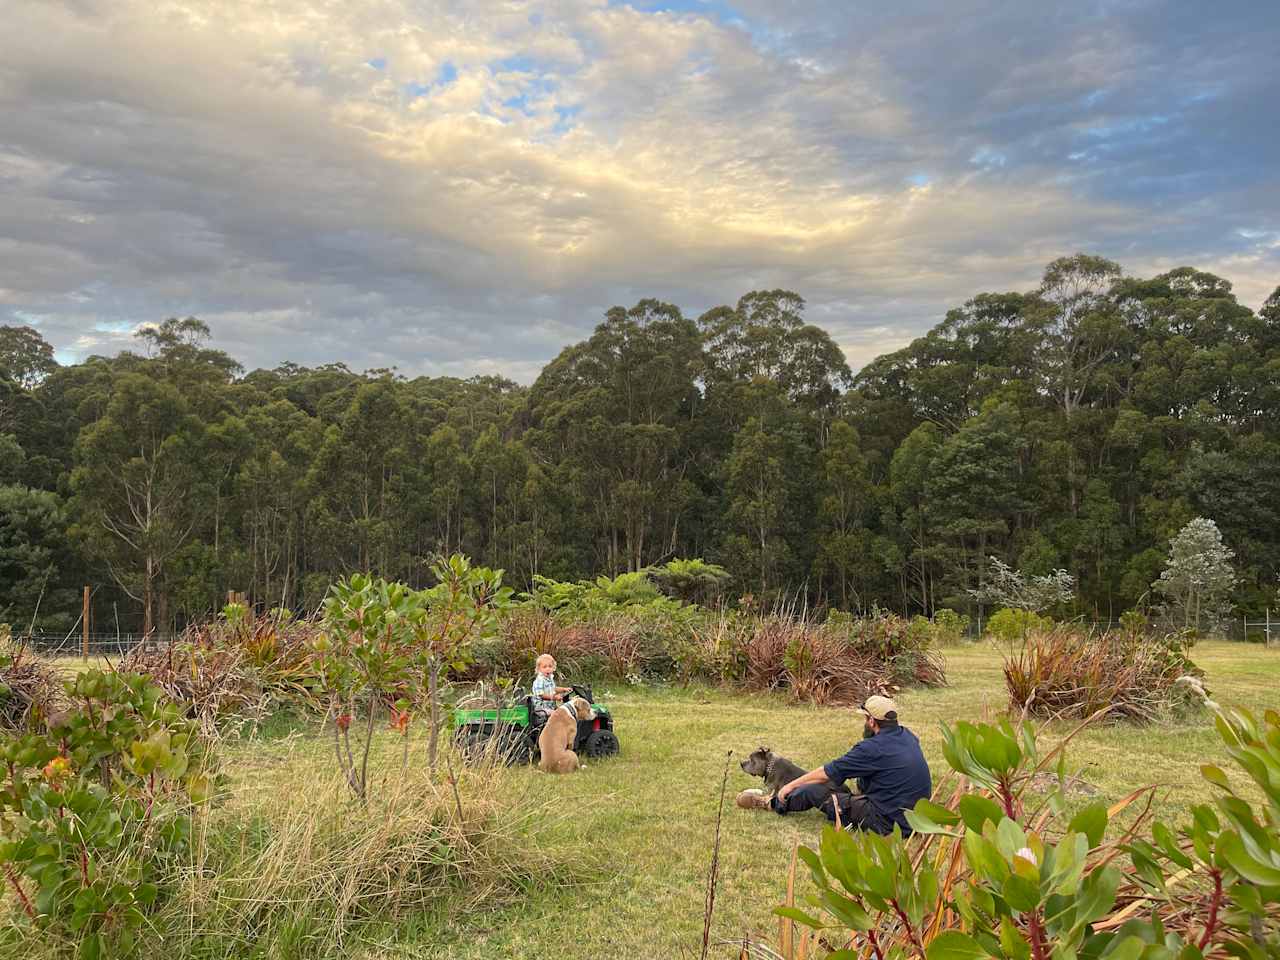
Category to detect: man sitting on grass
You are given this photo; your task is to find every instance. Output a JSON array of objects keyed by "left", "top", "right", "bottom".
[{"left": 745, "top": 695, "right": 932, "bottom": 835}]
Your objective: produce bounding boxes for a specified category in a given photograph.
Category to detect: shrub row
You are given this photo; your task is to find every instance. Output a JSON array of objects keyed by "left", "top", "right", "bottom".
[
  {"left": 1004, "top": 625, "right": 1209, "bottom": 722},
  {"left": 472, "top": 605, "right": 950, "bottom": 705}
]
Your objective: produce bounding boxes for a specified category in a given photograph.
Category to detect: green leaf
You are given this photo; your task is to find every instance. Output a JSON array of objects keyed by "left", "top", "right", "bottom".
[
  {"left": 959, "top": 794, "right": 1005, "bottom": 833},
  {"left": 773, "top": 906, "right": 825, "bottom": 928},
  {"left": 914, "top": 798, "right": 963, "bottom": 827},
  {"left": 1074, "top": 865, "right": 1121, "bottom": 925},
  {"left": 1101, "top": 936, "right": 1147, "bottom": 960},
  {"left": 1068, "top": 803, "right": 1109, "bottom": 849},
  {"left": 79, "top": 933, "right": 102, "bottom": 960},
  {"left": 1216, "top": 830, "right": 1280, "bottom": 884},
  {"left": 927, "top": 930, "right": 990, "bottom": 960},
  {"left": 1003, "top": 873, "right": 1041, "bottom": 913},
  {"left": 819, "top": 889, "right": 873, "bottom": 930},
  {"left": 1199, "top": 764, "right": 1231, "bottom": 791},
  {"left": 1000, "top": 914, "right": 1032, "bottom": 960}
]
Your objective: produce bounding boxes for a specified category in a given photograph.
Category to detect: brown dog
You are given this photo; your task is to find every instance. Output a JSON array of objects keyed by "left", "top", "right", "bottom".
[{"left": 538, "top": 697, "right": 595, "bottom": 774}]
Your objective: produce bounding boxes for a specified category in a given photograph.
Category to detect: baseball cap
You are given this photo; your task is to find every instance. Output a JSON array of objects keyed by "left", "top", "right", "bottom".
[{"left": 857, "top": 695, "right": 899, "bottom": 721}]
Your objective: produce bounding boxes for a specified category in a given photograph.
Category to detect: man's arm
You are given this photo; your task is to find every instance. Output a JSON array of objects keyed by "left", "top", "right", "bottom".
[
  {"left": 778, "top": 742, "right": 877, "bottom": 802},
  {"left": 776, "top": 766, "right": 830, "bottom": 802}
]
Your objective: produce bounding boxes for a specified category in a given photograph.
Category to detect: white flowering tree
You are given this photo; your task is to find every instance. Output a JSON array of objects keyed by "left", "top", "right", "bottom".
[
  {"left": 1152, "top": 517, "right": 1236, "bottom": 632},
  {"left": 968, "top": 556, "right": 1076, "bottom": 613}
]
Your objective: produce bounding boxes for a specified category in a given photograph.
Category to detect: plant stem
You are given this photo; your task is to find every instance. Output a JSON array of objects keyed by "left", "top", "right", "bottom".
[
  {"left": 890, "top": 899, "right": 926, "bottom": 960},
  {"left": 427, "top": 659, "right": 440, "bottom": 773},
  {"left": 5, "top": 864, "right": 35, "bottom": 919},
  {"left": 701, "top": 752, "right": 733, "bottom": 960},
  {"left": 359, "top": 697, "right": 376, "bottom": 801},
  {"left": 1198, "top": 868, "right": 1223, "bottom": 950},
  {"left": 329, "top": 703, "right": 359, "bottom": 796},
  {"left": 1027, "top": 909, "right": 1049, "bottom": 960},
  {"left": 867, "top": 927, "right": 886, "bottom": 960}
]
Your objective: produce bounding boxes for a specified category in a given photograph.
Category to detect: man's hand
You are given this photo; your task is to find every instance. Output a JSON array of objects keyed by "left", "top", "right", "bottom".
[{"left": 776, "top": 782, "right": 795, "bottom": 803}]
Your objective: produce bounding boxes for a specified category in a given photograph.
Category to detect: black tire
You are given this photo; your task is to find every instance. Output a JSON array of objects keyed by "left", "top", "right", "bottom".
[
  {"left": 456, "top": 728, "right": 491, "bottom": 764},
  {"left": 496, "top": 728, "right": 534, "bottom": 766},
  {"left": 584, "top": 729, "right": 620, "bottom": 758}
]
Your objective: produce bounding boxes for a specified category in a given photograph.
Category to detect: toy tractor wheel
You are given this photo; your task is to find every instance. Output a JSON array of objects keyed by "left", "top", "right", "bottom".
[
  {"left": 584, "top": 729, "right": 619, "bottom": 759},
  {"left": 496, "top": 728, "right": 533, "bottom": 766},
  {"left": 456, "top": 728, "right": 490, "bottom": 764}
]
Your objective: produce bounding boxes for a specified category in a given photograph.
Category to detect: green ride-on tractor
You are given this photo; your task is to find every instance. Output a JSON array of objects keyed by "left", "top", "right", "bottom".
[{"left": 452, "top": 683, "right": 620, "bottom": 766}]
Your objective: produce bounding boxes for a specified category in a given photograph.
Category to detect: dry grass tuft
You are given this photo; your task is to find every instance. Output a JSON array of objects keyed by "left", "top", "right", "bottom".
[
  {"left": 1004, "top": 626, "right": 1207, "bottom": 723},
  {"left": 121, "top": 616, "right": 323, "bottom": 734},
  {"left": 0, "top": 636, "right": 63, "bottom": 731}
]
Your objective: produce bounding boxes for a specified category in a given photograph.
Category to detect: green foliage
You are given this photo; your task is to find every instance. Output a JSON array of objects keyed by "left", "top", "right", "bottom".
[
  {"left": 524, "top": 567, "right": 700, "bottom": 615},
  {"left": 932, "top": 609, "right": 972, "bottom": 644},
  {"left": 0, "top": 670, "right": 216, "bottom": 958},
  {"left": 1153, "top": 517, "right": 1237, "bottom": 633},
  {"left": 969, "top": 556, "right": 1075, "bottom": 614},
  {"left": 779, "top": 711, "right": 1280, "bottom": 960},
  {"left": 0, "top": 485, "right": 77, "bottom": 633},
  {"left": 648, "top": 558, "right": 733, "bottom": 605},
  {"left": 8, "top": 262, "right": 1280, "bottom": 635},
  {"left": 0, "top": 325, "right": 58, "bottom": 391},
  {"left": 985, "top": 608, "right": 1054, "bottom": 645},
  {"left": 317, "top": 557, "right": 512, "bottom": 793}
]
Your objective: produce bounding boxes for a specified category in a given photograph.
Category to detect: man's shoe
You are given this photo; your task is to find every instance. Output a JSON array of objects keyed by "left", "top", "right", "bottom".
[{"left": 736, "top": 788, "right": 773, "bottom": 810}]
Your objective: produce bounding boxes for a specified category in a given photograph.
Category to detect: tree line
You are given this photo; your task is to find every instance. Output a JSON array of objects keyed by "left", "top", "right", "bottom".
[{"left": 2, "top": 254, "right": 1278, "bottom": 635}]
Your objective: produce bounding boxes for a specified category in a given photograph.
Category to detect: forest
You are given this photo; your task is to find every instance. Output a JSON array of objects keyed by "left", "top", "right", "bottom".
[{"left": 2, "top": 253, "right": 1278, "bottom": 636}]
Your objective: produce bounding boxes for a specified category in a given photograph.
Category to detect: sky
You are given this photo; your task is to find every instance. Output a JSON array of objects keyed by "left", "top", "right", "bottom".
[{"left": 2, "top": 0, "right": 1277, "bottom": 381}]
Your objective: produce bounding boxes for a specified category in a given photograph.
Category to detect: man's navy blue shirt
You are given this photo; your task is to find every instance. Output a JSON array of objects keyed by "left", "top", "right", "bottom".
[{"left": 823, "top": 725, "right": 932, "bottom": 834}]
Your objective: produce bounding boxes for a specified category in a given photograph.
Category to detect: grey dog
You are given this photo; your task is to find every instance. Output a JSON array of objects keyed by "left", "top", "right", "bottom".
[{"left": 739, "top": 745, "right": 852, "bottom": 801}]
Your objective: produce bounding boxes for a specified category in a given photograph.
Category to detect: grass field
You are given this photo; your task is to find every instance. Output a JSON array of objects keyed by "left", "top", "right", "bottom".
[
  {"left": 38, "top": 640, "right": 1280, "bottom": 958},
  {"left": 174, "top": 639, "right": 1272, "bottom": 959}
]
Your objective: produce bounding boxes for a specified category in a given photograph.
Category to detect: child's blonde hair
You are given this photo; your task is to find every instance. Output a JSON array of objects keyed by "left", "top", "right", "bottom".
[{"left": 535, "top": 653, "right": 556, "bottom": 669}]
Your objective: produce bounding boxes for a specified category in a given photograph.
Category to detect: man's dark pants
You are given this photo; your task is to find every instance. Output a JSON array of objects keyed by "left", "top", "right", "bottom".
[{"left": 770, "top": 783, "right": 891, "bottom": 834}]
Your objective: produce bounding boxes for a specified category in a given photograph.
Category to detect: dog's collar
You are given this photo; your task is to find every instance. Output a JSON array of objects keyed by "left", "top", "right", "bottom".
[{"left": 561, "top": 701, "right": 578, "bottom": 722}]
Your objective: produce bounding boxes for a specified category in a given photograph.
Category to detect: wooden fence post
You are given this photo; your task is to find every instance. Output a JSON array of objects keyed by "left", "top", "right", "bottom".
[{"left": 82, "top": 586, "right": 90, "bottom": 660}]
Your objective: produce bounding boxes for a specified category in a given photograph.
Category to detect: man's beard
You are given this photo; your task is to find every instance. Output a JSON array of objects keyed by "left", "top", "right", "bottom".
[{"left": 862, "top": 723, "right": 876, "bottom": 740}]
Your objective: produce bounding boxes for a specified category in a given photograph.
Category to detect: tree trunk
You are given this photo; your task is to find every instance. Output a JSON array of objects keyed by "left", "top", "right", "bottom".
[
  {"left": 427, "top": 659, "right": 441, "bottom": 772},
  {"left": 143, "top": 553, "right": 155, "bottom": 639}
]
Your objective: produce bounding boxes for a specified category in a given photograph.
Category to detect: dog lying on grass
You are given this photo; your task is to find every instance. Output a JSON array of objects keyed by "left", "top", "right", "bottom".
[
  {"left": 736, "top": 745, "right": 852, "bottom": 809},
  {"left": 538, "top": 697, "right": 595, "bottom": 774}
]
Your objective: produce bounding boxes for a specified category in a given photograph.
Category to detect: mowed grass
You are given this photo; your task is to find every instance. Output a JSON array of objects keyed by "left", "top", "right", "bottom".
[{"left": 42, "top": 641, "right": 1280, "bottom": 959}]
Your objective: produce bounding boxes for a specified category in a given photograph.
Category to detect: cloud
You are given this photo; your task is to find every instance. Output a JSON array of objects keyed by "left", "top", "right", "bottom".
[{"left": 0, "top": 0, "right": 1276, "bottom": 380}]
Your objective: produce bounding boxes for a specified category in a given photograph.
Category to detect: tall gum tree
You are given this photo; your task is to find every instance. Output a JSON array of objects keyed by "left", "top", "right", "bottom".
[{"left": 71, "top": 373, "right": 209, "bottom": 637}]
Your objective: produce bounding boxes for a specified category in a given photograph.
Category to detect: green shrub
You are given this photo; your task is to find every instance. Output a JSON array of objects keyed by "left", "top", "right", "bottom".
[
  {"left": 931, "top": 608, "right": 971, "bottom": 643},
  {"left": 985, "top": 606, "right": 1053, "bottom": 644},
  {"left": 777, "top": 709, "right": 1280, "bottom": 960},
  {"left": 0, "top": 670, "right": 217, "bottom": 958}
]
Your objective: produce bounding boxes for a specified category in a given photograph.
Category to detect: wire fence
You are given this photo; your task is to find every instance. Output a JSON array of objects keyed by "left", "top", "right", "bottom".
[{"left": 10, "top": 632, "right": 174, "bottom": 658}]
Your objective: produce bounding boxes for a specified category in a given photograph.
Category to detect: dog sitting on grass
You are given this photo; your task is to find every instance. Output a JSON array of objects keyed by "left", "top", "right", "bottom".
[
  {"left": 736, "top": 745, "right": 851, "bottom": 809},
  {"left": 538, "top": 697, "right": 595, "bottom": 773}
]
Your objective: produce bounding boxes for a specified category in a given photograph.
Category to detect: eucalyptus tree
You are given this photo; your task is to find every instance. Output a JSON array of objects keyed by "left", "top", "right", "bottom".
[
  {"left": 525, "top": 299, "right": 703, "bottom": 574},
  {"left": 813, "top": 420, "right": 874, "bottom": 610},
  {"left": 0, "top": 324, "right": 57, "bottom": 390},
  {"left": 698, "top": 289, "right": 851, "bottom": 444},
  {"left": 71, "top": 373, "right": 211, "bottom": 637}
]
